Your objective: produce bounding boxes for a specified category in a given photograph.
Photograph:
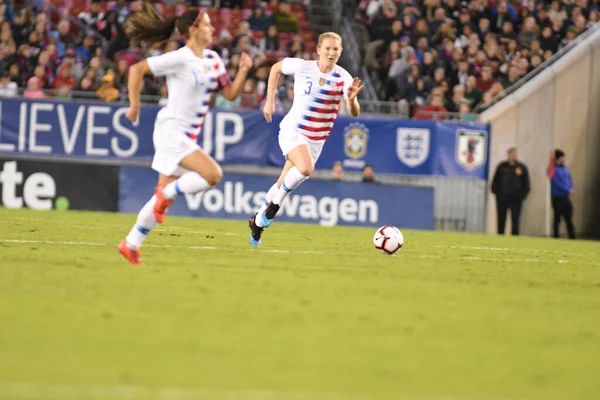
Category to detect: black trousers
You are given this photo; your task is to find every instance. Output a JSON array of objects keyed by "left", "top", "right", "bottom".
[
  {"left": 552, "top": 196, "right": 576, "bottom": 239},
  {"left": 496, "top": 196, "right": 523, "bottom": 235}
]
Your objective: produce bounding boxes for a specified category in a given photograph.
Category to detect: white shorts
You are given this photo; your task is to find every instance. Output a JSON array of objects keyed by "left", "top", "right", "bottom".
[
  {"left": 151, "top": 121, "right": 200, "bottom": 177},
  {"left": 278, "top": 129, "right": 325, "bottom": 165}
]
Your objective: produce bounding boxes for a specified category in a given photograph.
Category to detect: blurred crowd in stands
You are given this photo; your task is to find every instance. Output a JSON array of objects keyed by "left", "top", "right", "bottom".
[
  {"left": 355, "top": 0, "right": 598, "bottom": 117},
  {"left": 0, "top": 0, "right": 596, "bottom": 120},
  {"left": 0, "top": 0, "right": 313, "bottom": 113}
]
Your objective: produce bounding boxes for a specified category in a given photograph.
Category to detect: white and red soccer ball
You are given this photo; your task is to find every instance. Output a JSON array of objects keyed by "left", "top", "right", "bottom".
[{"left": 373, "top": 225, "right": 404, "bottom": 255}]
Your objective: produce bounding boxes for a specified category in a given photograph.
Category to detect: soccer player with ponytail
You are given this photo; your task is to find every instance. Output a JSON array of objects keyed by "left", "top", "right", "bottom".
[{"left": 118, "top": 4, "right": 252, "bottom": 265}]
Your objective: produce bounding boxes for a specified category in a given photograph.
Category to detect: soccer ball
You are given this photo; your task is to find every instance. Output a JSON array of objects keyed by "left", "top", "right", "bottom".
[{"left": 373, "top": 225, "right": 404, "bottom": 255}]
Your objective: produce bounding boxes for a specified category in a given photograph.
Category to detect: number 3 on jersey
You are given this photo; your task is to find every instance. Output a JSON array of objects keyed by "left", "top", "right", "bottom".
[{"left": 304, "top": 79, "right": 312, "bottom": 94}]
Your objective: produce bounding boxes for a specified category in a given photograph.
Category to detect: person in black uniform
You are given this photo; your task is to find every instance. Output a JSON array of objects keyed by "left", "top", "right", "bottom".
[{"left": 491, "top": 147, "right": 530, "bottom": 235}]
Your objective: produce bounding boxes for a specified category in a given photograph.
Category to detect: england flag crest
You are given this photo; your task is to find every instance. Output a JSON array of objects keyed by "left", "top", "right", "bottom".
[{"left": 396, "top": 128, "right": 430, "bottom": 167}]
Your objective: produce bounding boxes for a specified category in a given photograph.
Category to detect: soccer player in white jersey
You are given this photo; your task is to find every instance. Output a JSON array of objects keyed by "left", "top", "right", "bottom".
[
  {"left": 117, "top": 4, "right": 252, "bottom": 265},
  {"left": 248, "top": 32, "right": 363, "bottom": 246}
]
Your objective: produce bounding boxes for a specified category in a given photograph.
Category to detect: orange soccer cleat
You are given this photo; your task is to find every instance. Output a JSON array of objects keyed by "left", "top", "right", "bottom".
[
  {"left": 117, "top": 240, "right": 143, "bottom": 266},
  {"left": 153, "top": 183, "right": 173, "bottom": 224}
]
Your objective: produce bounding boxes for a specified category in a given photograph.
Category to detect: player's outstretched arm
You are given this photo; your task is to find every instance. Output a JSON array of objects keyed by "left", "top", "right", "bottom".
[
  {"left": 221, "top": 53, "right": 252, "bottom": 101},
  {"left": 346, "top": 77, "right": 363, "bottom": 117},
  {"left": 263, "top": 61, "right": 283, "bottom": 123},
  {"left": 126, "top": 60, "right": 152, "bottom": 123}
]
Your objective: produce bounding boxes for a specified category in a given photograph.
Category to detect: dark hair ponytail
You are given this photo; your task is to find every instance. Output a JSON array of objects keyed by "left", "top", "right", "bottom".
[{"left": 127, "top": 2, "right": 202, "bottom": 44}]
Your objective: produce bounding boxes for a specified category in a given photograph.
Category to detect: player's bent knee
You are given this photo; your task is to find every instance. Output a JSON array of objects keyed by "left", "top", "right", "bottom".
[
  {"left": 204, "top": 165, "right": 223, "bottom": 186},
  {"left": 297, "top": 164, "right": 314, "bottom": 177}
]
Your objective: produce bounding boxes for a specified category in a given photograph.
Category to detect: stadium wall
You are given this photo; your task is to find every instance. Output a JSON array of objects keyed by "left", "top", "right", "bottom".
[
  {"left": 480, "top": 27, "right": 600, "bottom": 238},
  {"left": 0, "top": 97, "right": 491, "bottom": 233}
]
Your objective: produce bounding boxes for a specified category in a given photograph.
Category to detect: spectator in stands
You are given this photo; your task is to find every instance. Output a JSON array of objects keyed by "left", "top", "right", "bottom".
[
  {"left": 28, "top": 31, "right": 43, "bottom": 59},
  {"left": 31, "top": 65, "right": 47, "bottom": 89},
  {"left": 477, "top": 65, "right": 496, "bottom": 92},
  {"left": 247, "top": 4, "right": 274, "bottom": 32},
  {"left": 98, "top": 10, "right": 128, "bottom": 60},
  {"left": 362, "top": 164, "right": 377, "bottom": 183},
  {"left": 76, "top": 32, "right": 96, "bottom": 63},
  {"left": 359, "top": 0, "right": 596, "bottom": 116},
  {"left": 273, "top": 1, "right": 299, "bottom": 33},
  {"left": 35, "top": 49, "right": 54, "bottom": 83},
  {"left": 12, "top": 7, "right": 33, "bottom": 47},
  {"left": 259, "top": 25, "right": 280, "bottom": 51},
  {"left": 115, "top": 58, "right": 129, "bottom": 91},
  {"left": 51, "top": 63, "right": 76, "bottom": 92},
  {"left": 74, "top": 75, "right": 97, "bottom": 99},
  {"left": 240, "top": 78, "right": 260, "bottom": 109},
  {"left": 540, "top": 26, "right": 559, "bottom": 53},
  {"left": 87, "top": 56, "right": 105, "bottom": 82},
  {"left": 112, "top": 0, "right": 131, "bottom": 24},
  {"left": 213, "top": 30, "right": 233, "bottom": 64},
  {"left": 453, "top": 59, "right": 470, "bottom": 88},
  {"left": 253, "top": 64, "right": 268, "bottom": 98},
  {"left": 406, "top": 76, "right": 428, "bottom": 107},
  {"left": 281, "top": 82, "right": 294, "bottom": 110},
  {"left": 259, "top": 92, "right": 285, "bottom": 114},
  {"left": 331, "top": 161, "right": 343, "bottom": 181},
  {"left": 500, "top": 65, "right": 521, "bottom": 88},
  {"left": 518, "top": 17, "right": 539, "bottom": 48},
  {"left": 287, "top": 34, "right": 305, "bottom": 54},
  {"left": 7, "top": 62, "right": 23, "bottom": 87},
  {"left": 562, "top": 26, "right": 578, "bottom": 48},
  {"left": 50, "top": 19, "right": 77, "bottom": 57},
  {"left": 491, "top": 147, "right": 530, "bottom": 235},
  {"left": 59, "top": 46, "right": 84, "bottom": 81},
  {"left": 23, "top": 76, "right": 45, "bottom": 98},
  {"left": 233, "top": 21, "right": 252, "bottom": 47},
  {"left": 1, "top": 23, "right": 17, "bottom": 55},
  {"left": 1, "top": 0, "right": 313, "bottom": 111},
  {"left": 0, "top": 71, "right": 17, "bottom": 97},
  {"left": 458, "top": 102, "right": 477, "bottom": 122},
  {"left": 235, "top": 35, "right": 262, "bottom": 59},
  {"left": 414, "top": 92, "right": 448, "bottom": 120},
  {"left": 78, "top": 0, "right": 104, "bottom": 32},
  {"left": 215, "top": 90, "right": 242, "bottom": 109},
  {"left": 96, "top": 73, "right": 119, "bottom": 102},
  {"left": 17, "top": 43, "right": 33, "bottom": 79},
  {"left": 449, "top": 85, "right": 467, "bottom": 112}
]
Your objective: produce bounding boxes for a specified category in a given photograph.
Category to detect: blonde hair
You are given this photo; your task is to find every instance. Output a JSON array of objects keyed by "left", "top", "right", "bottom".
[{"left": 318, "top": 32, "right": 342, "bottom": 47}]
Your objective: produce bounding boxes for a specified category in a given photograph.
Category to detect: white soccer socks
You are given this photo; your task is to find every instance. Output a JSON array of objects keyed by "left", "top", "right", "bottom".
[
  {"left": 272, "top": 166, "right": 309, "bottom": 205},
  {"left": 125, "top": 195, "right": 159, "bottom": 250},
  {"left": 163, "top": 172, "right": 212, "bottom": 200}
]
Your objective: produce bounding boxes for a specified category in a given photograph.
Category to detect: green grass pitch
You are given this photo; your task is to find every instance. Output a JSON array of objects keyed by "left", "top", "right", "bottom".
[{"left": 0, "top": 207, "right": 599, "bottom": 400}]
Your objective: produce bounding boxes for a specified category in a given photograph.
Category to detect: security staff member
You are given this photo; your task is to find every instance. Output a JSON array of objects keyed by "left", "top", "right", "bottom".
[
  {"left": 550, "top": 149, "right": 575, "bottom": 239},
  {"left": 491, "top": 147, "right": 530, "bottom": 235}
]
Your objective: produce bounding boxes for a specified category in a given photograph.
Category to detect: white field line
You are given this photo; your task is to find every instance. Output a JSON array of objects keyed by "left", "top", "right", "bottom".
[
  {"left": 0, "top": 382, "right": 558, "bottom": 400},
  {"left": 64, "top": 226, "right": 240, "bottom": 236},
  {"left": 0, "top": 239, "right": 573, "bottom": 263},
  {"left": 0, "top": 239, "right": 324, "bottom": 255}
]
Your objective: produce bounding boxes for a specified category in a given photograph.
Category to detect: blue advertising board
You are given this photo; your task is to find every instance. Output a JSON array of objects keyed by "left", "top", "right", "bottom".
[
  {"left": 0, "top": 97, "right": 490, "bottom": 179},
  {"left": 119, "top": 167, "right": 435, "bottom": 230}
]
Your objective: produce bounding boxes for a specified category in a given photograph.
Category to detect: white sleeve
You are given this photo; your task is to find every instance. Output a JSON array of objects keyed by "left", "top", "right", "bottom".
[
  {"left": 146, "top": 51, "right": 182, "bottom": 77},
  {"left": 341, "top": 70, "right": 354, "bottom": 100},
  {"left": 281, "top": 58, "right": 309, "bottom": 75}
]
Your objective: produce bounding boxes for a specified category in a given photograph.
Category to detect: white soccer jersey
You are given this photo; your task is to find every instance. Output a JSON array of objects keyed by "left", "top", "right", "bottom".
[
  {"left": 280, "top": 58, "right": 353, "bottom": 141},
  {"left": 147, "top": 46, "right": 229, "bottom": 141}
]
